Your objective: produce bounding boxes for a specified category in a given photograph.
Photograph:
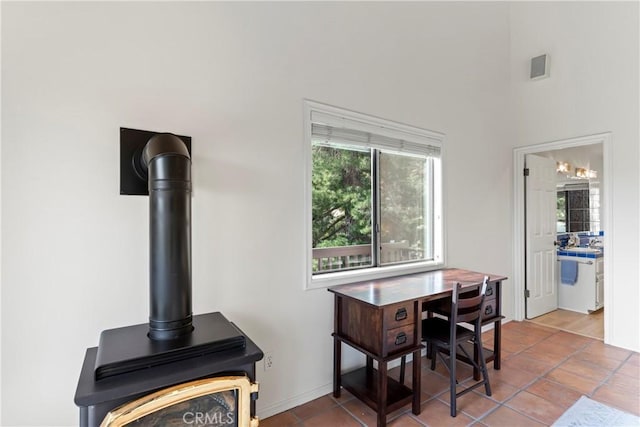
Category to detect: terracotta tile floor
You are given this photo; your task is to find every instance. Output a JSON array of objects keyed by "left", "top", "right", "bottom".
[
  {"left": 261, "top": 321, "right": 640, "bottom": 426},
  {"left": 528, "top": 308, "right": 604, "bottom": 340}
]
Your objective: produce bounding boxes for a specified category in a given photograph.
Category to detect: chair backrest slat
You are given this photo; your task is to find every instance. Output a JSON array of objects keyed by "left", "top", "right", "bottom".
[
  {"left": 457, "top": 295, "right": 482, "bottom": 309},
  {"left": 450, "top": 276, "right": 489, "bottom": 327}
]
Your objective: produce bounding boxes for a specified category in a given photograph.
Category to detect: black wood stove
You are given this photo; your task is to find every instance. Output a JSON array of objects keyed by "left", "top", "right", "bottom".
[{"left": 74, "top": 129, "right": 263, "bottom": 426}]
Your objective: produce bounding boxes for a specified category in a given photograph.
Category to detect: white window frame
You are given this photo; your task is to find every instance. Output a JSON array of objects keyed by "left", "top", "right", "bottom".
[{"left": 304, "top": 100, "right": 446, "bottom": 290}]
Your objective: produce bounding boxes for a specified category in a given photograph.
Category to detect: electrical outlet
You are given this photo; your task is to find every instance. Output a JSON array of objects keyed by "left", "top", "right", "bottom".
[{"left": 264, "top": 353, "right": 273, "bottom": 371}]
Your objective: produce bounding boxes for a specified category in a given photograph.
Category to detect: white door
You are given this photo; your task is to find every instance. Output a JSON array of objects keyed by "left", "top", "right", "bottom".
[{"left": 525, "top": 154, "right": 558, "bottom": 318}]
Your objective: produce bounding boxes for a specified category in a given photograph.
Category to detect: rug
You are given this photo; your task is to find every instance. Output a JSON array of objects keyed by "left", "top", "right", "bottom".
[{"left": 552, "top": 396, "right": 640, "bottom": 427}]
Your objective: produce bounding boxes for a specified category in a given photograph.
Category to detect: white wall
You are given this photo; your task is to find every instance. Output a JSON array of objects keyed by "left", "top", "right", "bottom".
[
  {"left": 1, "top": 2, "right": 512, "bottom": 425},
  {"left": 509, "top": 2, "right": 639, "bottom": 351},
  {"left": 0, "top": 3, "right": 3, "bottom": 422}
]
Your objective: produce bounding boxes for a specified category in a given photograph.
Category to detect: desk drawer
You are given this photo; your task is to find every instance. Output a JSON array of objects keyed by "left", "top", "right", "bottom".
[
  {"left": 485, "top": 282, "right": 497, "bottom": 299},
  {"left": 385, "top": 324, "right": 415, "bottom": 353},
  {"left": 482, "top": 299, "right": 498, "bottom": 320},
  {"left": 383, "top": 302, "right": 415, "bottom": 328}
]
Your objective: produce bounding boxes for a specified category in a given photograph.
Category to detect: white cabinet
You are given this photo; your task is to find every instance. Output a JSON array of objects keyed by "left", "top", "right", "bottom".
[
  {"left": 595, "top": 257, "right": 604, "bottom": 309},
  {"left": 558, "top": 255, "right": 604, "bottom": 314}
]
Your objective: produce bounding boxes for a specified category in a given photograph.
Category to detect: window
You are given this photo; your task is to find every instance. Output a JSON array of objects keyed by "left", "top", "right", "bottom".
[
  {"left": 556, "top": 183, "right": 600, "bottom": 233},
  {"left": 556, "top": 191, "right": 567, "bottom": 232},
  {"left": 304, "top": 101, "right": 444, "bottom": 288}
]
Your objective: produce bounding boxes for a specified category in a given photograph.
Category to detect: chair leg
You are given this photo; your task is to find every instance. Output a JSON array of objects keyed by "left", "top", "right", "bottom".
[
  {"left": 472, "top": 334, "right": 480, "bottom": 381},
  {"left": 399, "top": 355, "right": 406, "bottom": 385},
  {"left": 476, "top": 333, "right": 492, "bottom": 396},
  {"left": 450, "top": 344, "right": 457, "bottom": 417},
  {"left": 425, "top": 317, "right": 434, "bottom": 362},
  {"left": 430, "top": 347, "right": 437, "bottom": 371}
]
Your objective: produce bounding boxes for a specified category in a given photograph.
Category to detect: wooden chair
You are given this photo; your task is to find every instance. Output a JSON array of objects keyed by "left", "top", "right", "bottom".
[
  {"left": 399, "top": 277, "right": 492, "bottom": 417},
  {"left": 427, "top": 279, "right": 492, "bottom": 416}
]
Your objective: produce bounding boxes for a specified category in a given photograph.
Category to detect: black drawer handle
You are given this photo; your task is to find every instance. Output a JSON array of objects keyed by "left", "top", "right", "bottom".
[
  {"left": 485, "top": 305, "right": 494, "bottom": 316},
  {"left": 395, "top": 308, "right": 408, "bottom": 321},
  {"left": 486, "top": 286, "right": 494, "bottom": 297},
  {"left": 395, "top": 332, "right": 407, "bottom": 346}
]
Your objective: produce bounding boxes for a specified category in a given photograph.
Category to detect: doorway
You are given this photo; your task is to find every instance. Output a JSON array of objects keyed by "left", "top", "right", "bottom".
[{"left": 513, "top": 133, "right": 612, "bottom": 341}]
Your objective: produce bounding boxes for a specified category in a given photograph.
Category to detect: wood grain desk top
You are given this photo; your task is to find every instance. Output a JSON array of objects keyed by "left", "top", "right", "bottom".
[{"left": 328, "top": 268, "right": 507, "bottom": 307}]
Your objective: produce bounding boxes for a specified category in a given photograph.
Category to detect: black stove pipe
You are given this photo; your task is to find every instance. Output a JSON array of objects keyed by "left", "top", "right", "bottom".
[{"left": 142, "top": 134, "right": 193, "bottom": 341}]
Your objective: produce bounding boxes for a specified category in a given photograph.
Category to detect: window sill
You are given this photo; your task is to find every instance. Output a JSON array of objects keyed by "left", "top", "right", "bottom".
[{"left": 307, "top": 260, "right": 445, "bottom": 290}]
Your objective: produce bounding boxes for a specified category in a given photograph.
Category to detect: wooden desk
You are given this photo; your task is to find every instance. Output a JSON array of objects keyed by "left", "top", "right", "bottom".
[{"left": 328, "top": 268, "right": 507, "bottom": 427}]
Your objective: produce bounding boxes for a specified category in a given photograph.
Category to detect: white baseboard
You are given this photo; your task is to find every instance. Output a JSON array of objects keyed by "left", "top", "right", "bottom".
[{"left": 256, "top": 382, "right": 334, "bottom": 420}]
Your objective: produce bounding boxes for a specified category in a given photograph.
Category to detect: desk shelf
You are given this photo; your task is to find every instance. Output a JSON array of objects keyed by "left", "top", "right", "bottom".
[
  {"left": 342, "top": 367, "right": 414, "bottom": 414},
  {"left": 438, "top": 340, "right": 494, "bottom": 364}
]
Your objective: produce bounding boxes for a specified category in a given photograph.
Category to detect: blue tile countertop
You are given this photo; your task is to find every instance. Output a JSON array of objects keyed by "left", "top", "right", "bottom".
[{"left": 557, "top": 248, "right": 603, "bottom": 259}]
